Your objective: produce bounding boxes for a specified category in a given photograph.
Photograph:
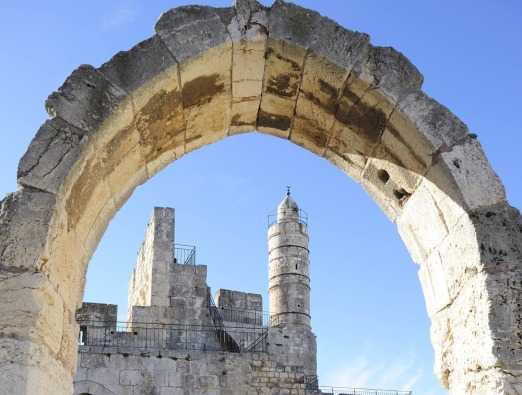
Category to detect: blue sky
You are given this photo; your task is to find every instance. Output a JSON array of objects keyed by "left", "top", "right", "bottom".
[{"left": 0, "top": 1, "right": 520, "bottom": 394}]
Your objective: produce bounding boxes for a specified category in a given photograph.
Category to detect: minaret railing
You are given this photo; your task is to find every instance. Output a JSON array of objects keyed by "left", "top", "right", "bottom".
[{"left": 267, "top": 208, "right": 309, "bottom": 228}]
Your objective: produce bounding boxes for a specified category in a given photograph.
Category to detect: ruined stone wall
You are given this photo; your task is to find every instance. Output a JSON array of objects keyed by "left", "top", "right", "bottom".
[
  {"left": 127, "top": 239, "right": 153, "bottom": 313},
  {"left": 76, "top": 303, "right": 117, "bottom": 324},
  {"left": 216, "top": 289, "right": 263, "bottom": 312},
  {"left": 169, "top": 264, "right": 211, "bottom": 326},
  {"left": 128, "top": 208, "right": 175, "bottom": 320}
]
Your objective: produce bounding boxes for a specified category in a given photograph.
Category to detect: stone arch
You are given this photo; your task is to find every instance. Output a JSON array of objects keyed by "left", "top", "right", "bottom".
[
  {"left": 73, "top": 381, "right": 115, "bottom": 395},
  {"left": 0, "top": 1, "right": 520, "bottom": 394}
]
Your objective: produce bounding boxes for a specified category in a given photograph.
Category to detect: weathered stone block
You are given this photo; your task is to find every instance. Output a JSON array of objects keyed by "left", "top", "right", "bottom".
[
  {"left": 228, "top": 1, "right": 267, "bottom": 134},
  {"left": 389, "top": 90, "right": 469, "bottom": 166},
  {"left": 160, "top": 387, "right": 184, "bottom": 395},
  {"left": 0, "top": 188, "right": 55, "bottom": 271},
  {"left": 45, "top": 65, "right": 132, "bottom": 134},
  {"left": 258, "top": 39, "right": 305, "bottom": 138},
  {"left": 17, "top": 118, "right": 88, "bottom": 194},
  {"left": 120, "top": 369, "right": 144, "bottom": 386},
  {"left": 61, "top": 142, "right": 113, "bottom": 248},
  {"left": 0, "top": 271, "right": 64, "bottom": 355},
  {"left": 99, "top": 35, "right": 177, "bottom": 95},
  {"left": 355, "top": 45, "right": 423, "bottom": 104},
  {"left": 324, "top": 149, "right": 367, "bottom": 182},
  {"left": 427, "top": 138, "right": 506, "bottom": 211},
  {"left": 418, "top": 252, "right": 451, "bottom": 317},
  {"left": 155, "top": 6, "right": 231, "bottom": 63},
  {"left": 0, "top": 337, "right": 73, "bottom": 395},
  {"left": 290, "top": 55, "right": 346, "bottom": 155},
  {"left": 178, "top": 43, "right": 232, "bottom": 152},
  {"left": 361, "top": 146, "right": 423, "bottom": 222},
  {"left": 397, "top": 177, "right": 466, "bottom": 263}
]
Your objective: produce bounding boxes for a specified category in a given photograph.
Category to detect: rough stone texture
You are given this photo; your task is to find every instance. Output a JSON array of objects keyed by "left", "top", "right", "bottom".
[
  {"left": 74, "top": 351, "right": 311, "bottom": 395},
  {"left": 216, "top": 289, "right": 263, "bottom": 312},
  {"left": 156, "top": 5, "right": 233, "bottom": 152},
  {"left": 17, "top": 118, "right": 89, "bottom": 194},
  {"left": 228, "top": 0, "right": 268, "bottom": 134},
  {"left": 0, "top": 1, "right": 520, "bottom": 394},
  {"left": 45, "top": 65, "right": 132, "bottom": 135},
  {"left": 0, "top": 188, "right": 55, "bottom": 272},
  {"left": 128, "top": 208, "right": 174, "bottom": 313},
  {"left": 76, "top": 303, "right": 117, "bottom": 323}
]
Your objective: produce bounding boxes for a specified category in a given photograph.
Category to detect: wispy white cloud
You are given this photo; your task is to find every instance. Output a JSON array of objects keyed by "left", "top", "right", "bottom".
[
  {"left": 322, "top": 351, "right": 424, "bottom": 392},
  {"left": 100, "top": 0, "right": 139, "bottom": 31}
]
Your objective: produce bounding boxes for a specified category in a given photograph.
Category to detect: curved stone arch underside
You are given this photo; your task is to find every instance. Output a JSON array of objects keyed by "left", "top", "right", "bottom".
[
  {"left": 73, "top": 381, "right": 115, "bottom": 395},
  {"left": 0, "top": 1, "right": 521, "bottom": 394}
]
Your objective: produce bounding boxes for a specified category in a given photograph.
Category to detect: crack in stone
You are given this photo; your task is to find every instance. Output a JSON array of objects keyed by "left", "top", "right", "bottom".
[
  {"left": 40, "top": 144, "right": 74, "bottom": 180},
  {"left": 18, "top": 127, "right": 59, "bottom": 179},
  {"left": 427, "top": 185, "right": 451, "bottom": 235},
  {"left": 287, "top": 47, "right": 310, "bottom": 141},
  {"left": 255, "top": 10, "right": 270, "bottom": 132},
  {"left": 321, "top": 69, "right": 353, "bottom": 158},
  {"left": 430, "top": 134, "right": 474, "bottom": 166},
  {"left": 226, "top": 8, "right": 236, "bottom": 137},
  {"left": 154, "top": 33, "right": 186, "bottom": 172}
]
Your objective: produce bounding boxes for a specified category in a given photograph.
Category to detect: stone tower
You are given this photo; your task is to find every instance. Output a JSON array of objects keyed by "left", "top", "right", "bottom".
[
  {"left": 268, "top": 190, "right": 311, "bottom": 327},
  {"left": 267, "top": 191, "right": 317, "bottom": 375}
]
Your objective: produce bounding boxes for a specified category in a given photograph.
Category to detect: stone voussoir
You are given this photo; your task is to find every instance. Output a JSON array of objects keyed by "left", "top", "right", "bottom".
[
  {"left": 17, "top": 117, "right": 89, "bottom": 194},
  {"left": 155, "top": 5, "right": 232, "bottom": 64},
  {"left": 228, "top": 0, "right": 268, "bottom": 133},
  {"left": 45, "top": 64, "right": 131, "bottom": 134},
  {"left": 98, "top": 35, "right": 178, "bottom": 95}
]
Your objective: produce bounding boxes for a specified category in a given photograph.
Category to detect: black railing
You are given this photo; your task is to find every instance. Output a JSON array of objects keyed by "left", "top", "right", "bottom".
[
  {"left": 305, "top": 375, "right": 319, "bottom": 391},
  {"left": 316, "top": 387, "right": 412, "bottom": 395},
  {"left": 174, "top": 243, "right": 196, "bottom": 265},
  {"left": 208, "top": 291, "right": 224, "bottom": 327},
  {"left": 78, "top": 320, "right": 267, "bottom": 353}
]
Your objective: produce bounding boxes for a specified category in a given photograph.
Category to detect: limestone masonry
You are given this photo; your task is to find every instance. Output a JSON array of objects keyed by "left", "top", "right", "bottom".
[
  {"left": 74, "top": 194, "right": 319, "bottom": 394},
  {"left": 1, "top": 0, "right": 522, "bottom": 393}
]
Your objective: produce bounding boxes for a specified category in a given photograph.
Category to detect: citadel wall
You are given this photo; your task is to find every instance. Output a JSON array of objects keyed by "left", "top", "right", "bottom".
[{"left": 75, "top": 349, "right": 310, "bottom": 395}]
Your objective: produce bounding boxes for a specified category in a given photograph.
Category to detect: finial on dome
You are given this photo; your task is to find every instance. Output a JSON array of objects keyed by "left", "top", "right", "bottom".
[{"left": 277, "top": 187, "right": 299, "bottom": 222}]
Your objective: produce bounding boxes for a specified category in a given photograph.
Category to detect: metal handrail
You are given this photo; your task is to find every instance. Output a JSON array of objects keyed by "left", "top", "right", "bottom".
[
  {"left": 77, "top": 320, "right": 267, "bottom": 353},
  {"left": 317, "top": 387, "right": 412, "bottom": 395},
  {"left": 173, "top": 243, "right": 196, "bottom": 265}
]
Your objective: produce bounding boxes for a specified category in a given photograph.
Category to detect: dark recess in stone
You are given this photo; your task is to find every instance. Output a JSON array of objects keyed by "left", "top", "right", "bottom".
[
  {"left": 377, "top": 169, "right": 390, "bottom": 184},
  {"left": 257, "top": 110, "right": 291, "bottom": 131}
]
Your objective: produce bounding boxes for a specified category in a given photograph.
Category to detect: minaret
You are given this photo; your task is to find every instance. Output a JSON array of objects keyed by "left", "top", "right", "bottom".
[{"left": 268, "top": 189, "right": 311, "bottom": 327}]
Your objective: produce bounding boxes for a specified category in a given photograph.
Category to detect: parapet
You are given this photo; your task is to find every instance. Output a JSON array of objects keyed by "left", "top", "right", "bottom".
[
  {"left": 215, "top": 289, "right": 262, "bottom": 311},
  {"left": 76, "top": 302, "right": 117, "bottom": 323}
]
